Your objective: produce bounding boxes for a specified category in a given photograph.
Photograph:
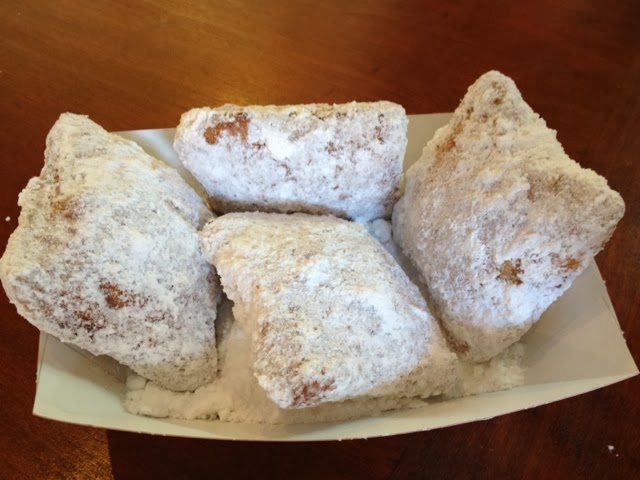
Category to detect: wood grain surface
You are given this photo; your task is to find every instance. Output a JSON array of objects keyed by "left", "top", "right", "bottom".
[{"left": 1, "top": 1, "right": 639, "bottom": 479}]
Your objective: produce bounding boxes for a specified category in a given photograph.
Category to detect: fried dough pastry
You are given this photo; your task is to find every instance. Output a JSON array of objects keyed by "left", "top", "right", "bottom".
[
  {"left": 393, "top": 71, "right": 625, "bottom": 361},
  {"left": 199, "top": 212, "right": 457, "bottom": 408},
  {"left": 174, "top": 102, "right": 407, "bottom": 221},
  {"left": 0, "top": 114, "right": 220, "bottom": 391}
]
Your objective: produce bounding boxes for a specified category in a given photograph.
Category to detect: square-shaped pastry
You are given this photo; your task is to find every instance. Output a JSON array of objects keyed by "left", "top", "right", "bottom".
[
  {"left": 393, "top": 71, "right": 625, "bottom": 361},
  {"left": 199, "top": 212, "right": 457, "bottom": 408},
  {"left": 0, "top": 114, "right": 220, "bottom": 391},
  {"left": 175, "top": 102, "right": 407, "bottom": 221}
]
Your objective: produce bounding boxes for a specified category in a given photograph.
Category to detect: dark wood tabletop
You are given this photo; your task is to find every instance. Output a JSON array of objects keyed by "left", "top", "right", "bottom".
[{"left": 1, "top": 1, "right": 639, "bottom": 478}]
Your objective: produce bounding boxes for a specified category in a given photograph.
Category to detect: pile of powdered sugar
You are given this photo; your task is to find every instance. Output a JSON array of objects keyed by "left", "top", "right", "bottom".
[{"left": 124, "top": 220, "right": 526, "bottom": 424}]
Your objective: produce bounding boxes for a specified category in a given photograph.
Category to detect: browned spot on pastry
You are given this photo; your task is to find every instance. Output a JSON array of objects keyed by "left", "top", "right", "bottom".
[
  {"left": 52, "top": 173, "right": 62, "bottom": 196},
  {"left": 466, "top": 106, "right": 474, "bottom": 118},
  {"left": 438, "top": 136, "right": 455, "bottom": 155},
  {"left": 292, "top": 377, "right": 336, "bottom": 407},
  {"left": 76, "top": 308, "right": 104, "bottom": 334},
  {"left": 204, "top": 113, "right": 249, "bottom": 144},
  {"left": 51, "top": 198, "right": 79, "bottom": 220},
  {"left": 374, "top": 125, "right": 384, "bottom": 143},
  {"left": 146, "top": 310, "right": 170, "bottom": 323},
  {"left": 289, "top": 130, "right": 304, "bottom": 142},
  {"left": 259, "top": 322, "right": 272, "bottom": 338},
  {"left": 528, "top": 175, "right": 564, "bottom": 201},
  {"left": 334, "top": 164, "right": 343, "bottom": 176},
  {"left": 552, "top": 254, "right": 581, "bottom": 271},
  {"left": 326, "top": 141, "right": 338, "bottom": 154},
  {"left": 497, "top": 259, "right": 524, "bottom": 285},
  {"left": 100, "top": 281, "right": 134, "bottom": 308},
  {"left": 436, "top": 122, "right": 463, "bottom": 159},
  {"left": 312, "top": 111, "right": 330, "bottom": 120},
  {"left": 562, "top": 257, "right": 580, "bottom": 270},
  {"left": 278, "top": 162, "right": 293, "bottom": 179},
  {"left": 451, "top": 337, "right": 470, "bottom": 355},
  {"left": 439, "top": 326, "right": 470, "bottom": 354},
  {"left": 491, "top": 81, "right": 507, "bottom": 105},
  {"left": 287, "top": 304, "right": 300, "bottom": 314}
]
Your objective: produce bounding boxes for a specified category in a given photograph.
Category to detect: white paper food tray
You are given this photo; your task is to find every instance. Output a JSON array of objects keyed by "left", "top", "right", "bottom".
[{"left": 32, "top": 114, "right": 638, "bottom": 441}]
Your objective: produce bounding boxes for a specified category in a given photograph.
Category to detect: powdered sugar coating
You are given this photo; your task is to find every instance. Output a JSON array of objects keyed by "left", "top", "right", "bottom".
[
  {"left": 0, "top": 113, "right": 220, "bottom": 391},
  {"left": 393, "top": 71, "right": 625, "bottom": 361},
  {"left": 174, "top": 102, "right": 407, "bottom": 221},
  {"left": 199, "top": 212, "right": 457, "bottom": 409}
]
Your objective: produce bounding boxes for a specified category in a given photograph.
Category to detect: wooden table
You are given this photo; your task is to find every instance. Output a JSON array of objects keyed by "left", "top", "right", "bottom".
[{"left": 1, "top": 1, "right": 638, "bottom": 478}]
